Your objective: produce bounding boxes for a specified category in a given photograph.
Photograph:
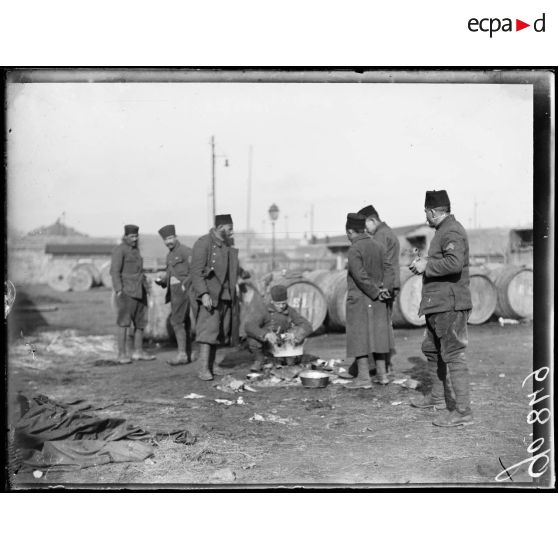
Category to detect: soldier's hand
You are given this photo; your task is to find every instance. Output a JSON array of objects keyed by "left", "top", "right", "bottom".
[
  {"left": 201, "top": 293, "right": 213, "bottom": 311},
  {"left": 378, "top": 288, "right": 391, "bottom": 301},
  {"left": 409, "top": 257, "right": 427, "bottom": 275},
  {"left": 264, "top": 331, "right": 278, "bottom": 345}
]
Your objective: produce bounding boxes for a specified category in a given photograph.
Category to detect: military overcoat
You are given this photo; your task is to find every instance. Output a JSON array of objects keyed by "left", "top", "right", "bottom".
[{"left": 346, "top": 234, "right": 393, "bottom": 357}]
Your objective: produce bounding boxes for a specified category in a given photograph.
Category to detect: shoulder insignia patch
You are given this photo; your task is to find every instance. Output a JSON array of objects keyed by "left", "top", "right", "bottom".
[{"left": 445, "top": 241, "right": 456, "bottom": 251}]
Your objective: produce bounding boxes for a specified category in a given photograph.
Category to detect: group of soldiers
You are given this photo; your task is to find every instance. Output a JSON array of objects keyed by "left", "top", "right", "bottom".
[{"left": 110, "top": 187, "right": 474, "bottom": 429}]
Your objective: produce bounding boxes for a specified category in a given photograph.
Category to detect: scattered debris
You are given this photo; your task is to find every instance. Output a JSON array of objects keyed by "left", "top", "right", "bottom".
[
  {"left": 246, "top": 372, "right": 263, "bottom": 380},
  {"left": 391, "top": 401, "right": 403, "bottom": 406},
  {"left": 498, "top": 373, "right": 506, "bottom": 378},
  {"left": 271, "top": 365, "right": 303, "bottom": 381},
  {"left": 184, "top": 393, "right": 205, "bottom": 399},
  {"left": 215, "top": 375, "right": 247, "bottom": 393},
  {"left": 236, "top": 396, "right": 245, "bottom": 405},
  {"left": 210, "top": 468, "right": 236, "bottom": 483},
  {"left": 249, "top": 413, "right": 299, "bottom": 426},
  {"left": 391, "top": 377, "right": 420, "bottom": 389},
  {"left": 33, "top": 470, "right": 43, "bottom": 479},
  {"left": 499, "top": 317, "right": 519, "bottom": 327},
  {"left": 332, "top": 378, "right": 351, "bottom": 385},
  {"left": 193, "top": 449, "right": 227, "bottom": 466},
  {"left": 243, "top": 385, "right": 258, "bottom": 392},
  {"left": 214, "top": 399, "right": 234, "bottom": 406}
]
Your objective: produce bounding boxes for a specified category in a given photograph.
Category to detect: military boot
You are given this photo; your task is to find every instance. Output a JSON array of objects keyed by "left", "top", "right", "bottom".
[
  {"left": 210, "top": 345, "right": 228, "bottom": 376},
  {"left": 373, "top": 358, "right": 389, "bottom": 385},
  {"left": 196, "top": 343, "right": 213, "bottom": 380},
  {"left": 410, "top": 361, "right": 446, "bottom": 409},
  {"left": 433, "top": 364, "right": 473, "bottom": 426},
  {"left": 345, "top": 357, "right": 373, "bottom": 389}
]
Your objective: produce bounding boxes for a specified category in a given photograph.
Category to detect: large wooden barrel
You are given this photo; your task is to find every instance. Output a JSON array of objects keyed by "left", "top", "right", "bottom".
[
  {"left": 100, "top": 261, "right": 113, "bottom": 289},
  {"left": 305, "top": 269, "right": 347, "bottom": 331},
  {"left": 487, "top": 265, "right": 533, "bottom": 319},
  {"left": 46, "top": 261, "right": 73, "bottom": 292},
  {"left": 392, "top": 266, "right": 425, "bottom": 327},
  {"left": 273, "top": 278, "right": 327, "bottom": 333},
  {"left": 468, "top": 268, "right": 498, "bottom": 325},
  {"left": 67, "top": 263, "right": 102, "bottom": 292}
]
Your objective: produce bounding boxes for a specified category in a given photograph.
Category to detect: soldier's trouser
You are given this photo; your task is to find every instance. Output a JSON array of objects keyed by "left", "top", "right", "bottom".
[
  {"left": 421, "top": 310, "right": 471, "bottom": 413},
  {"left": 195, "top": 300, "right": 231, "bottom": 345},
  {"left": 170, "top": 285, "right": 192, "bottom": 355}
]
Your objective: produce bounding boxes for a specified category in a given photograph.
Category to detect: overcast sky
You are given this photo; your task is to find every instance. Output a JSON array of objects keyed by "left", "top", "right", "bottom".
[{"left": 7, "top": 80, "right": 533, "bottom": 239}]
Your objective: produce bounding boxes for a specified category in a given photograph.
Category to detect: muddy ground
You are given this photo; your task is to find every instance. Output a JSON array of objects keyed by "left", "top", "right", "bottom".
[{"left": 6, "top": 285, "right": 535, "bottom": 488}]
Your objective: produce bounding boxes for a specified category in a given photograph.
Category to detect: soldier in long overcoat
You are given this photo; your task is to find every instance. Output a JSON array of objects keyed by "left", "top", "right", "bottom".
[
  {"left": 190, "top": 214, "right": 247, "bottom": 380},
  {"left": 344, "top": 213, "right": 393, "bottom": 388},
  {"left": 358, "top": 204, "right": 400, "bottom": 375},
  {"left": 409, "top": 189, "right": 473, "bottom": 427},
  {"left": 110, "top": 224, "right": 155, "bottom": 364}
]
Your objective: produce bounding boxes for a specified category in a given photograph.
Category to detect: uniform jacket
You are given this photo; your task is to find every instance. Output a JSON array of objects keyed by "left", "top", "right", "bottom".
[
  {"left": 372, "top": 221, "right": 401, "bottom": 291},
  {"left": 346, "top": 234, "right": 393, "bottom": 357},
  {"left": 191, "top": 229, "right": 240, "bottom": 304},
  {"left": 110, "top": 242, "right": 148, "bottom": 299},
  {"left": 419, "top": 214, "right": 472, "bottom": 316},
  {"left": 244, "top": 302, "right": 313, "bottom": 343},
  {"left": 159, "top": 241, "right": 192, "bottom": 304}
]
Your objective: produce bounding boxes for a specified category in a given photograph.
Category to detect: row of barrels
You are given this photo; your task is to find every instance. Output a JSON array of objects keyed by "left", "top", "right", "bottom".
[
  {"left": 48, "top": 261, "right": 113, "bottom": 292},
  {"left": 305, "top": 265, "right": 533, "bottom": 329},
  {"left": 125, "top": 264, "right": 533, "bottom": 340}
]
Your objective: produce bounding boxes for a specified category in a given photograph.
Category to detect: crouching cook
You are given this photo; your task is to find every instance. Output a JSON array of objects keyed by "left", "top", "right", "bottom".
[{"left": 244, "top": 284, "right": 313, "bottom": 372}]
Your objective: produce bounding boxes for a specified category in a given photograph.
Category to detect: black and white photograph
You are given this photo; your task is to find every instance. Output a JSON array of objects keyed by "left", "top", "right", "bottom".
[{"left": 4, "top": 68, "right": 554, "bottom": 489}]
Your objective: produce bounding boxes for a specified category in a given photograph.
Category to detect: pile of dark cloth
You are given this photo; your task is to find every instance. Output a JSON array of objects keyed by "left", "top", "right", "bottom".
[{"left": 10, "top": 394, "right": 196, "bottom": 473}]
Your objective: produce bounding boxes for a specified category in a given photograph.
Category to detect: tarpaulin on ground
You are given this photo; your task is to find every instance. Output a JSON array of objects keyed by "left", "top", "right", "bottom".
[{"left": 12, "top": 394, "right": 196, "bottom": 471}]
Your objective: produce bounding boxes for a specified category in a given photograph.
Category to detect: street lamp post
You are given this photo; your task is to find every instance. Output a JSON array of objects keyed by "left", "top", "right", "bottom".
[{"left": 268, "top": 203, "right": 280, "bottom": 271}]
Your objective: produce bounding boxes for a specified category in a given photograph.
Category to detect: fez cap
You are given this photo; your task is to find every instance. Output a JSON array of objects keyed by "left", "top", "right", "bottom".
[
  {"left": 270, "top": 284, "right": 288, "bottom": 302},
  {"left": 124, "top": 224, "right": 139, "bottom": 235},
  {"left": 346, "top": 212, "right": 366, "bottom": 231},
  {"left": 358, "top": 204, "right": 378, "bottom": 218},
  {"left": 158, "top": 224, "right": 176, "bottom": 239},
  {"left": 215, "top": 214, "right": 233, "bottom": 227},
  {"left": 425, "top": 190, "right": 451, "bottom": 210}
]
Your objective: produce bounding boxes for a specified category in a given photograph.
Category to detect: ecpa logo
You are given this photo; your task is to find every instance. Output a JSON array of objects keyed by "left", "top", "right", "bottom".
[{"left": 468, "top": 13, "right": 546, "bottom": 37}]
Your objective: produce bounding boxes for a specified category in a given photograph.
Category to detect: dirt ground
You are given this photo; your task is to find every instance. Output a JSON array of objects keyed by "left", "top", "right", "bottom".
[{"left": 6, "top": 285, "right": 536, "bottom": 488}]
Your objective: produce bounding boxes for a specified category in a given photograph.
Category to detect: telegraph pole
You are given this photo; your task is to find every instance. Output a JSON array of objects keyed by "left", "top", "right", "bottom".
[
  {"left": 246, "top": 146, "right": 253, "bottom": 256},
  {"left": 210, "top": 135, "right": 216, "bottom": 223}
]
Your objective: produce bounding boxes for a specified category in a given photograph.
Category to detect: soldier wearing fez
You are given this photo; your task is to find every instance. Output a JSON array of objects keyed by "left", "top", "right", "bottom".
[
  {"left": 358, "top": 204, "right": 400, "bottom": 376},
  {"left": 409, "top": 189, "right": 474, "bottom": 427},
  {"left": 244, "top": 283, "right": 313, "bottom": 372},
  {"left": 155, "top": 224, "right": 194, "bottom": 366},
  {"left": 344, "top": 213, "right": 393, "bottom": 388},
  {"left": 110, "top": 224, "right": 155, "bottom": 364},
  {"left": 191, "top": 214, "right": 249, "bottom": 380}
]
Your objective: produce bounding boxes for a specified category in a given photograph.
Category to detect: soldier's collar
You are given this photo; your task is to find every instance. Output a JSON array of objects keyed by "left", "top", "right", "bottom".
[
  {"left": 210, "top": 228, "right": 224, "bottom": 246},
  {"left": 435, "top": 214, "right": 453, "bottom": 229},
  {"left": 353, "top": 233, "right": 370, "bottom": 242}
]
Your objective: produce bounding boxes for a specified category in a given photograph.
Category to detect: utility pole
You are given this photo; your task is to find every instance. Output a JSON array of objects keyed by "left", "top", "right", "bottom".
[
  {"left": 310, "top": 204, "right": 314, "bottom": 241},
  {"left": 246, "top": 145, "right": 253, "bottom": 256},
  {"left": 474, "top": 199, "right": 478, "bottom": 229},
  {"left": 210, "top": 135, "right": 216, "bottom": 224}
]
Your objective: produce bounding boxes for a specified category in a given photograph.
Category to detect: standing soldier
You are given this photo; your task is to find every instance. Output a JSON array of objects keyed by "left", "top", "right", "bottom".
[
  {"left": 409, "top": 190, "right": 474, "bottom": 427},
  {"left": 155, "top": 224, "right": 194, "bottom": 366},
  {"left": 190, "top": 214, "right": 246, "bottom": 380},
  {"left": 358, "top": 204, "right": 400, "bottom": 376},
  {"left": 344, "top": 213, "right": 392, "bottom": 388},
  {"left": 110, "top": 224, "right": 155, "bottom": 364}
]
